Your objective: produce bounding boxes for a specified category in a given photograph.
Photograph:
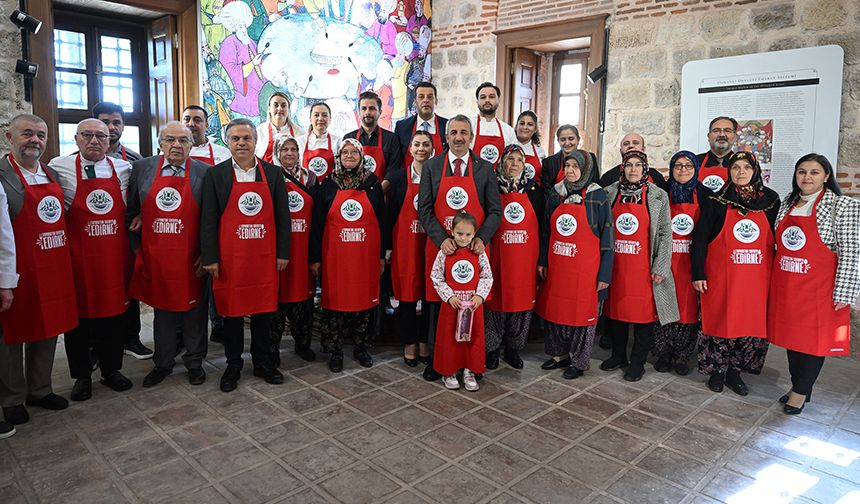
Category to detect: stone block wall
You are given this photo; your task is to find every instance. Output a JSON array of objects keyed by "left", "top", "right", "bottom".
[{"left": 0, "top": 0, "right": 31, "bottom": 152}]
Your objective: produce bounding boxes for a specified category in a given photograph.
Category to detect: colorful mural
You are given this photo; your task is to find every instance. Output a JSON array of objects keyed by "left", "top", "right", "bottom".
[{"left": 199, "top": 0, "right": 433, "bottom": 145}]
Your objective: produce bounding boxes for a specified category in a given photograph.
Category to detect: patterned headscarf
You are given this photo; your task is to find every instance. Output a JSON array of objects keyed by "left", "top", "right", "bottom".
[
  {"left": 619, "top": 149, "right": 648, "bottom": 203},
  {"left": 272, "top": 133, "right": 305, "bottom": 180},
  {"left": 713, "top": 151, "right": 776, "bottom": 213},
  {"left": 332, "top": 137, "right": 367, "bottom": 190},
  {"left": 497, "top": 144, "right": 528, "bottom": 193},
  {"left": 554, "top": 151, "right": 592, "bottom": 203},
  {"left": 668, "top": 150, "right": 700, "bottom": 204}
]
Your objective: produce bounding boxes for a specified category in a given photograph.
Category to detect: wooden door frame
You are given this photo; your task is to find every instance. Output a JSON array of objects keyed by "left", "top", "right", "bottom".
[
  {"left": 494, "top": 14, "right": 608, "bottom": 153},
  {"left": 548, "top": 52, "right": 589, "bottom": 153}
]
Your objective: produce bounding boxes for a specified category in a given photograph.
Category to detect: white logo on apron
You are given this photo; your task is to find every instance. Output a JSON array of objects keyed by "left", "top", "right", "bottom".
[
  {"left": 702, "top": 175, "right": 725, "bottom": 192},
  {"left": 555, "top": 213, "right": 578, "bottom": 237},
  {"left": 480, "top": 144, "right": 499, "bottom": 164},
  {"left": 341, "top": 198, "right": 363, "bottom": 222},
  {"left": 671, "top": 213, "right": 694, "bottom": 236},
  {"left": 155, "top": 187, "right": 182, "bottom": 212},
  {"left": 37, "top": 195, "right": 62, "bottom": 223},
  {"left": 363, "top": 155, "right": 377, "bottom": 173},
  {"left": 86, "top": 189, "right": 114, "bottom": 215},
  {"left": 504, "top": 202, "right": 525, "bottom": 224},
  {"left": 238, "top": 192, "right": 263, "bottom": 216},
  {"left": 308, "top": 157, "right": 328, "bottom": 176},
  {"left": 413, "top": 193, "right": 419, "bottom": 211},
  {"left": 733, "top": 219, "right": 761, "bottom": 243},
  {"left": 524, "top": 163, "right": 536, "bottom": 180},
  {"left": 446, "top": 186, "right": 468, "bottom": 210},
  {"left": 451, "top": 259, "right": 475, "bottom": 284},
  {"left": 781, "top": 225, "right": 806, "bottom": 251},
  {"left": 615, "top": 212, "right": 639, "bottom": 236},
  {"left": 288, "top": 191, "right": 304, "bottom": 213}
]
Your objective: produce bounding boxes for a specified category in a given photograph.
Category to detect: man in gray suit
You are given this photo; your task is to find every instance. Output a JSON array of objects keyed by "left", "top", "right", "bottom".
[
  {"left": 126, "top": 122, "right": 210, "bottom": 387},
  {"left": 418, "top": 114, "right": 502, "bottom": 381}
]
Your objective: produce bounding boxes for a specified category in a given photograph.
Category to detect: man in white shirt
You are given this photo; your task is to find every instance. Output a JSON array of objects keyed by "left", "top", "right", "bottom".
[
  {"left": 472, "top": 82, "right": 516, "bottom": 167},
  {"left": 0, "top": 146, "right": 18, "bottom": 439},
  {"left": 183, "top": 105, "right": 232, "bottom": 166}
]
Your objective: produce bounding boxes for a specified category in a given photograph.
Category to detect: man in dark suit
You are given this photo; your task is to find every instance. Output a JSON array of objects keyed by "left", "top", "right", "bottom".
[
  {"left": 394, "top": 81, "right": 448, "bottom": 167},
  {"left": 200, "top": 118, "right": 291, "bottom": 392},
  {"left": 417, "top": 114, "right": 502, "bottom": 381},
  {"left": 597, "top": 132, "right": 668, "bottom": 190},
  {"left": 126, "top": 122, "right": 210, "bottom": 388}
]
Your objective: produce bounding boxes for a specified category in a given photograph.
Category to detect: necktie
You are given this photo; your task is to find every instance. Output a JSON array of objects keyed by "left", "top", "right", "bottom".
[
  {"left": 84, "top": 164, "right": 96, "bottom": 179},
  {"left": 420, "top": 121, "right": 429, "bottom": 132},
  {"left": 454, "top": 158, "right": 464, "bottom": 177},
  {"left": 171, "top": 165, "right": 183, "bottom": 177}
]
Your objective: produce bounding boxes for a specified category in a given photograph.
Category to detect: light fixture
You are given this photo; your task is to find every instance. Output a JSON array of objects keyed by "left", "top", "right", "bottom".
[
  {"left": 587, "top": 64, "right": 607, "bottom": 84},
  {"left": 15, "top": 59, "right": 38, "bottom": 78},
  {"left": 10, "top": 10, "right": 42, "bottom": 34}
]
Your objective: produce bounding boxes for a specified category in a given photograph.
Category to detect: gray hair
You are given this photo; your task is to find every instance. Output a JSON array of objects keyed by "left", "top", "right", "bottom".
[
  {"left": 446, "top": 114, "right": 473, "bottom": 135},
  {"left": 272, "top": 133, "right": 299, "bottom": 167},
  {"left": 9, "top": 113, "right": 47, "bottom": 131},
  {"left": 225, "top": 118, "right": 258, "bottom": 139},
  {"left": 157, "top": 121, "right": 192, "bottom": 143}
]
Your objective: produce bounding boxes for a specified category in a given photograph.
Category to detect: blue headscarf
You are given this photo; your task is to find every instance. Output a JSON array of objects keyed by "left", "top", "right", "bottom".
[{"left": 668, "top": 150, "right": 700, "bottom": 204}]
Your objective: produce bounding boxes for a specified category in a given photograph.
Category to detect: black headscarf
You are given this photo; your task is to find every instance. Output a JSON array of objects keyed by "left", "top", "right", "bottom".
[
  {"left": 668, "top": 150, "right": 700, "bottom": 204},
  {"left": 712, "top": 151, "right": 777, "bottom": 213}
]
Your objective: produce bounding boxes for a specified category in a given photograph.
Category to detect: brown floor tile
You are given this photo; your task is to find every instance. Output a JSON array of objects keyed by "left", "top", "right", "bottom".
[
  {"left": 26, "top": 456, "right": 116, "bottom": 502},
  {"left": 488, "top": 366, "right": 543, "bottom": 389},
  {"left": 353, "top": 365, "right": 410, "bottom": 386},
  {"left": 377, "top": 405, "right": 446, "bottom": 437},
  {"left": 383, "top": 377, "right": 442, "bottom": 402},
  {"left": 221, "top": 461, "right": 303, "bottom": 504},
  {"left": 684, "top": 410, "right": 754, "bottom": 442},
  {"left": 609, "top": 410, "right": 675, "bottom": 442},
  {"left": 588, "top": 382, "right": 645, "bottom": 406},
  {"left": 520, "top": 378, "right": 579, "bottom": 404},
  {"left": 498, "top": 424, "right": 568, "bottom": 461},
  {"left": 276, "top": 486, "right": 332, "bottom": 503},
  {"left": 533, "top": 407, "right": 599, "bottom": 441},
  {"left": 221, "top": 400, "right": 286, "bottom": 433},
  {"left": 811, "top": 429, "right": 860, "bottom": 482},
  {"left": 193, "top": 438, "right": 272, "bottom": 479},
  {"left": 655, "top": 381, "right": 714, "bottom": 407},
  {"left": 633, "top": 394, "right": 696, "bottom": 423},
  {"left": 413, "top": 465, "right": 498, "bottom": 504},
  {"left": 0, "top": 483, "right": 27, "bottom": 504},
  {"left": 283, "top": 440, "right": 357, "bottom": 481},
  {"left": 606, "top": 469, "right": 688, "bottom": 504},
  {"left": 302, "top": 403, "right": 372, "bottom": 435},
  {"left": 699, "top": 469, "right": 756, "bottom": 503},
  {"left": 382, "top": 490, "right": 434, "bottom": 504},
  {"left": 460, "top": 444, "right": 535, "bottom": 484},
  {"left": 744, "top": 427, "right": 814, "bottom": 465},
  {"left": 197, "top": 388, "right": 263, "bottom": 413},
  {"left": 345, "top": 389, "right": 407, "bottom": 417},
  {"left": 758, "top": 410, "right": 832, "bottom": 439},
  {"left": 458, "top": 407, "right": 521, "bottom": 438},
  {"left": 581, "top": 426, "right": 652, "bottom": 463},
  {"left": 315, "top": 375, "right": 370, "bottom": 400},
  {"left": 246, "top": 375, "right": 308, "bottom": 399},
  {"left": 635, "top": 446, "right": 711, "bottom": 489},
  {"left": 290, "top": 364, "right": 338, "bottom": 385},
  {"left": 104, "top": 436, "right": 180, "bottom": 476},
  {"left": 802, "top": 468, "right": 860, "bottom": 504},
  {"left": 123, "top": 458, "right": 208, "bottom": 503},
  {"left": 704, "top": 395, "right": 768, "bottom": 422},
  {"left": 165, "top": 486, "right": 231, "bottom": 504},
  {"left": 489, "top": 392, "right": 552, "bottom": 420},
  {"left": 419, "top": 423, "right": 487, "bottom": 458},
  {"left": 13, "top": 430, "right": 91, "bottom": 474},
  {"left": 167, "top": 417, "right": 240, "bottom": 453},
  {"left": 418, "top": 391, "right": 481, "bottom": 418},
  {"left": 724, "top": 445, "right": 804, "bottom": 476},
  {"left": 128, "top": 385, "right": 192, "bottom": 411},
  {"left": 251, "top": 419, "right": 323, "bottom": 455},
  {"left": 510, "top": 467, "right": 592, "bottom": 503},
  {"left": 319, "top": 463, "right": 401, "bottom": 504},
  {"left": 333, "top": 422, "right": 404, "bottom": 457},
  {"left": 662, "top": 427, "right": 733, "bottom": 464},
  {"left": 371, "top": 442, "right": 447, "bottom": 483},
  {"left": 468, "top": 379, "right": 512, "bottom": 400},
  {"left": 278, "top": 388, "right": 337, "bottom": 415},
  {"left": 561, "top": 393, "right": 624, "bottom": 421},
  {"left": 146, "top": 400, "right": 211, "bottom": 430}
]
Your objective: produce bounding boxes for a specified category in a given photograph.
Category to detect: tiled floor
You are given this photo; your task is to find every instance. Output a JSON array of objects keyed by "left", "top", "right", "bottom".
[{"left": 2, "top": 314, "right": 860, "bottom": 504}]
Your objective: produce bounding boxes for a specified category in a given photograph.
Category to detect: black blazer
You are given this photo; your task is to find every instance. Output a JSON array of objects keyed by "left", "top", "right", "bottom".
[
  {"left": 540, "top": 150, "right": 599, "bottom": 200},
  {"left": 394, "top": 114, "right": 449, "bottom": 158},
  {"left": 417, "top": 150, "right": 502, "bottom": 247},
  {"left": 343, "top": 127, "right": 403, "bottom": 175},
  {"left": 598, "top": 163, "right": 669, "bottom": 191},
  {"left": 200, "top": 159, "right": 291, "bottom": 265}
]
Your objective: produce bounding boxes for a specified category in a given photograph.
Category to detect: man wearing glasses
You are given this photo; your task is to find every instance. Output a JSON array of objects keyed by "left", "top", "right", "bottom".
[{"left": 696, "top": 116, "right": 738, "bottom": 192}]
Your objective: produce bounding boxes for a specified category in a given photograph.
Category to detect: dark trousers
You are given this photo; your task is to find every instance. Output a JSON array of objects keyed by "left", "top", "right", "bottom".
[
  {"left": 223, "top": 314, "right": 273, "bottom": 369},
  {"left": 124, "top": 299, "right": 142, "bottom": 345},
  {"left": 607, "top": 318, "right": 654, "bottom": 367},
  {"left": 425, "top": 301, "right": 441, "bottom": 351},
  {"left": 786, "top": 349, "right": 826, "bottom": 396},
  {"left": 66, "top": 315, "right": 125, "bottom": 379},
  {"left": 152, "top": 303, "right": 208, "bottom": 372},
  {"left": 396, "top": 301, "right": 429, "bottom": 345}
]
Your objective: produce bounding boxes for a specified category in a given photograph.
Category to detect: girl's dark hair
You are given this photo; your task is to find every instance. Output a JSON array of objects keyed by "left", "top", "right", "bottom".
[
  {"left": 411, "top": 129, "right": 433, "bottom": 143},
  {"left": 309, "top": 102, "right": 331, "bottom": 116},
  {"left": 452, "top": 211, "right": 477, "bottom": 231},
  {"left": 786, "top": 153, "right": 841, "bottom": 204},
  {"left": 516, "top": 111, "right": 541, "bottom": 147}
]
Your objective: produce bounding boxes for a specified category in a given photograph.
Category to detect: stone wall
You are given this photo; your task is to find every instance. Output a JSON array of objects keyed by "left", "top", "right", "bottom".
[{"left": 0, "top": 0, "right": 30, "bottom": 151}]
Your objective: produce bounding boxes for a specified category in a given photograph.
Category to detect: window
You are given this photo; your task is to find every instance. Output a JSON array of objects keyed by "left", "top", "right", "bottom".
[
  {"left": 551, "top": 56, "right": 588, "bottom": 153},
  {"left": 53, "top": 12, "right": 149, "bottom": 156}
]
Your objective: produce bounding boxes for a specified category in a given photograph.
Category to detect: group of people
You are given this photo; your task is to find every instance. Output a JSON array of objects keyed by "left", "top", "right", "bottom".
[{"left": 0, "top": 81, "right": 857, "bottom": 440}]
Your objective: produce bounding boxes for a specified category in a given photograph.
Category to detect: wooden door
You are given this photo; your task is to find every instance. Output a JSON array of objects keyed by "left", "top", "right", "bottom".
[
  {"left": 149, "top": 16, "right": 177, "bottom": 152},
  {"left": 511, "top": 48, "right": 538, "bottom": 121}
]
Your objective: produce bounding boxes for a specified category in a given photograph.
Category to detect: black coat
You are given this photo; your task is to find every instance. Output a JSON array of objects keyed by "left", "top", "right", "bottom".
[
  {"left": 540, "top": 150, "right": 600, "bottom": 200},
  {"left": 598, "top": 163, "right": 668, "bottom": 191},
  {"left": 394, "top": 115, "right": 449, "bottom": 157}
]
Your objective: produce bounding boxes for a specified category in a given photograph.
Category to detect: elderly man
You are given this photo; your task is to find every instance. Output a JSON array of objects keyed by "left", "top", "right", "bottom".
[
  {"left": 183, "top": 105, "right": 232, "bottom": 166},
  {"left": 201, "top": 118, "right": 291, "bottom": 392},
  {"left": 127, "top": 122, "right": 210, "bottom": 387},
  {"left": 49, "top": 119, "right": 133, "bottom": 401},
  {"left": 0, "top": 114, "right": 76, "bottom": 428},
  {"left": 394, "top": 81, "right": 448, "bottom": 168},
  {"left": 598, "top": 133, "right": 668, "bottom": 190},
  {"left": 418, "top": 114, "right": 502, "bottom": 381},
  {"left": 696, "top": 116, "right": 738, "bottom": 192}
]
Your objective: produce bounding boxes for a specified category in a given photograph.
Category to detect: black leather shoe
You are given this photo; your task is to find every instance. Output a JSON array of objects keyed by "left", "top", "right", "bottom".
[
  {"left": 541, "top": 357, "right": 571, "bottom": 370},
  {"left": 142, "top": 368, "right": 172, "bottom": 388},
  {"left": 707, "top": 372, "right": 725, "bottom": 393},
  {"left": 123, "top": 341, "right": 153, "bottom": 360},
  {"left": 653, "top": 357, "right": 672, "bottom": 373},
  {"left": 329, "top": 354, "right": 344, "bottom": 373},
  {"left": 100, "top": 371, "right": 133, "bottom": 392},
  {"left": 563, "top": 366, "right": 584, "bottom": 380},
  {"left": 422, "top": 364, "right": 440, "bottom": 381},
  {"left": 673, "top": 361, "right": 690, "bottom": 376},
  {"left": 253, "top": 367, "right": 284, "bottom": 385},
  {"left": 295, "top": 346, "right": 316, "bottom": 362},
  {"left": 0, "top": 421, "right": 14, "bottom": 439},
  {"left": 403, "top": 356, "right": 418, "bottom": 367},
  {"left": 783, "top": 403, "right": 805, "bottom": 415},
  {"left": 354, "top": 349, "right": 373, "bottom": 368},
  {"left": 598, "top": 333, "right": 612, "bottom": 350},
  {"left": 623, "top": 365, "right": 644, "bottom": 382},
  {"left": 725, "top": 370, "right": 748, "bottom": 396},
  {"left": 779, "top": 391, "right": 811, "bottom": 404},
  {"left": 486, "top": 350, "right": 500, "bottom": 370},
  {"left": 220, "top": 365, "right": 242, "bottom": 392},
  {"left": 188, "top": 368, "right": 206, "bottom": 386},
  {"left": 418, "top": 355, "right": 431, "bottom": 366},
  {"left": 25, "top": 393, "right": 68, "bottom": 411},
  {"left": 70, "top": 378, "right": 92, "bottom": 401},
  {"left": 2, "top": 405, "right": 29, "bottom": 425},
  {"left": 503, "top": 348, "right": 524, "bottom": 369},
  {"left": 599, "top": 356, "right": 629, "bottom": 371}
]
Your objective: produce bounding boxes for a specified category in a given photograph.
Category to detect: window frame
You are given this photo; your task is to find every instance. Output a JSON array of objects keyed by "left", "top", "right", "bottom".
[{"left": 550, "top": 53, "right": 588, "bottom": 154}]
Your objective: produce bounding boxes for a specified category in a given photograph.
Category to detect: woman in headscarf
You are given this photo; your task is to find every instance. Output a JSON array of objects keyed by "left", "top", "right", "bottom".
[
  {"left": 485, "top": 144, "right": 544, "bottom": 370},
  {"left": 768, "top": 153, "right": 860, "bottom": 414},
  {"left": 269, "top": 134, "right": 318, "bottom": 367},
  {"left": 309, "top": 138, "right": 385, "bottom": 372},
  {"left": 537, "top": 150, "right": 613, "bottom": 379},
  {"left": 692, "top": 151, "right": 779, "bottom": 396},
  {"left": 652, "top": 151, "right": 713, "bottom": 375},
  {"left": 601, "top": 149, "right": 679, "bottom": 382}
]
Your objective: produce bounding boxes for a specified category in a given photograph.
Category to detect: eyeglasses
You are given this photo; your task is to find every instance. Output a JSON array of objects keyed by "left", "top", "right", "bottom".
[
  {"left": 78, "top": 132, "right": 109, "bottom": 142},
  {"left": 673, "top": 163, "right": 695, "bottom": 171},
  {"left": 710, "top": 128, "right": 735, "bottom": 135},
  {"left": 623, "top": 162, "right": 644, "bottom": 169},
  {"left": 161, "top": 136, "right": 191, "bottom": 145}
]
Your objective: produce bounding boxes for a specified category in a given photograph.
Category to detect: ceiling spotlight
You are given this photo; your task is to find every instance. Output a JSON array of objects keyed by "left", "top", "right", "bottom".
[
  {"left": 15, "top": 59, "right": 38, "bottom": 78},
  {"left": 10, "top": 10, "right": 42, "bottom": 34},
  {"left": 587, "top": 64, "right": 607, "bottom": 84}
]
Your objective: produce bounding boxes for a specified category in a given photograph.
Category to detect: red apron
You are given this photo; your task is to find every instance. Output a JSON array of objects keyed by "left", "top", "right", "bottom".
[
  {"left": 607, "top": 188, "right": 658, "bottom": 323},
  {"left": 303, "top": 133, "right": 335, "bottom": 180},
  {"left": 701, "top": 207, "right": 773, "bottom": 338},
  {"left": 0, "top": 156, "right": 78, "bottom": 343},
  {"left": 474, "top": 117, "right": 506, "bottom": 168},
  {"left": 119, "top": 145, "right": 128, "bottom": 161},
  {"left": 212, "top": 163, "right": 278, "bottom": 316},
  {"left": 523, "top": 143, "right": 543, "bottom": 186},
  {"left": 279, "top": 180, "right": 314, "bottom": 303},
  {"left": 698, "top": 153, "right": 728, "bottom": 192},
  {"left": 321, "top": 189, "right": 381, "bottom": 311},
  {"left": 424, "top": 156, "right": 486, "bottom": 302},
  {"left": 487, "top": 191, "right": 539, "bottom": 312},
  {"left": 129, "top": 157, "right": 201, "bottom": 311},
  {"left": 403, "top": 116, "right": 444, "bottom": 168},
  {"left": 262, "top": 123, "right": 297, "bottom": 164},
  {"left": 433, "top": 248, "right": 485, "bottom": 375},
  {"left": 536, "top": 193, "right": 601, "bottom": 326},
  {"left": 66, "top": 155, "right": 130, "bottom": 318},
  {"left": 356, "top": 128, "right": 387, "bottom": 180},
  {"left": 391, "top": 179, "right": 425, "bottom": 302},
  {"left": 191, "top": 143, "right": 215, "bottom": 165},
  {"left": 670, "top": 192, "right": 701, "bottom": 324},
  {"left": 768, "top": 193, "right": 849, "bottom": 356}
]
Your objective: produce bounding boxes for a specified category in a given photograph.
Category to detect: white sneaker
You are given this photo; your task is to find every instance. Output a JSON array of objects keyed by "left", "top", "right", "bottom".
[
  {"left": 443, "top": 375, "right": 460, "bottom": 390},
  {"left": 463, "top": 370, "right": 479, "bottom": 392}
]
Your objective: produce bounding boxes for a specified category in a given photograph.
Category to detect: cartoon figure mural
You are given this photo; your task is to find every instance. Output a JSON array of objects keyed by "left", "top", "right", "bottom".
[{"left": 200, "top": 0, "right": 433, "bottom": 145}]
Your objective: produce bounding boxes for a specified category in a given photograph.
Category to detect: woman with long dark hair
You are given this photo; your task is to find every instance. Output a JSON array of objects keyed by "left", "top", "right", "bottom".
[
  {"left": 514, "top": 111, "right": 547, "bottom": 184},
  {"left": 768, "top": 153, "right": 860, "bottom": 414}
]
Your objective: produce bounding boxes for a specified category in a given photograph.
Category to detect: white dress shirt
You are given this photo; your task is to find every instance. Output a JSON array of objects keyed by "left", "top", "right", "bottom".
[
  {"left": 161, "top": 158, "right": 186, "bottom": 177},
  {"left": 48, "top": 154, "right": 132, "bottom": 209},
  {"left": 447, "top": 151, "right": 470, "bottom": 176},
  {"left": 190, "top": 140, "right": 231, "bottom": 165},
  {"left": 414, "top": 114, "right": 437, "bottom": 134},
  {"left": 232, "top": 158, "right": 258, "bottom": 182},
  {"left": 410, "top": 163, "right": 422, "bottom": 184},
  {"left": 296, "top": 131, "right": 341, "bottom": 164},
  {"left": 472, "top": 116, "right": 517, "bottom": 147},
  {"left": 255, "top": 122, "right": 306, "bottom": 158},
  {"left": 790, "top": 189, "right": 823, "bottom": 217},
  {"left": 0, "top": 183, "right": 18, "bottom": 289},
  {"left": 515, "top": 139, "right": 547, "bottom": 160},
  {"left": 18, "top": 164, "right": 50, "bottom": 185}
]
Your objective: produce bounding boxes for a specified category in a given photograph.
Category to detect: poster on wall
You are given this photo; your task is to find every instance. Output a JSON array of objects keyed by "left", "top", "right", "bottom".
[
  {"left": 680, "top": 45, "right": 844, "bottom": 198},
  {"left": 198, "top": 0, "right": 432, "bottom": 144}
]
